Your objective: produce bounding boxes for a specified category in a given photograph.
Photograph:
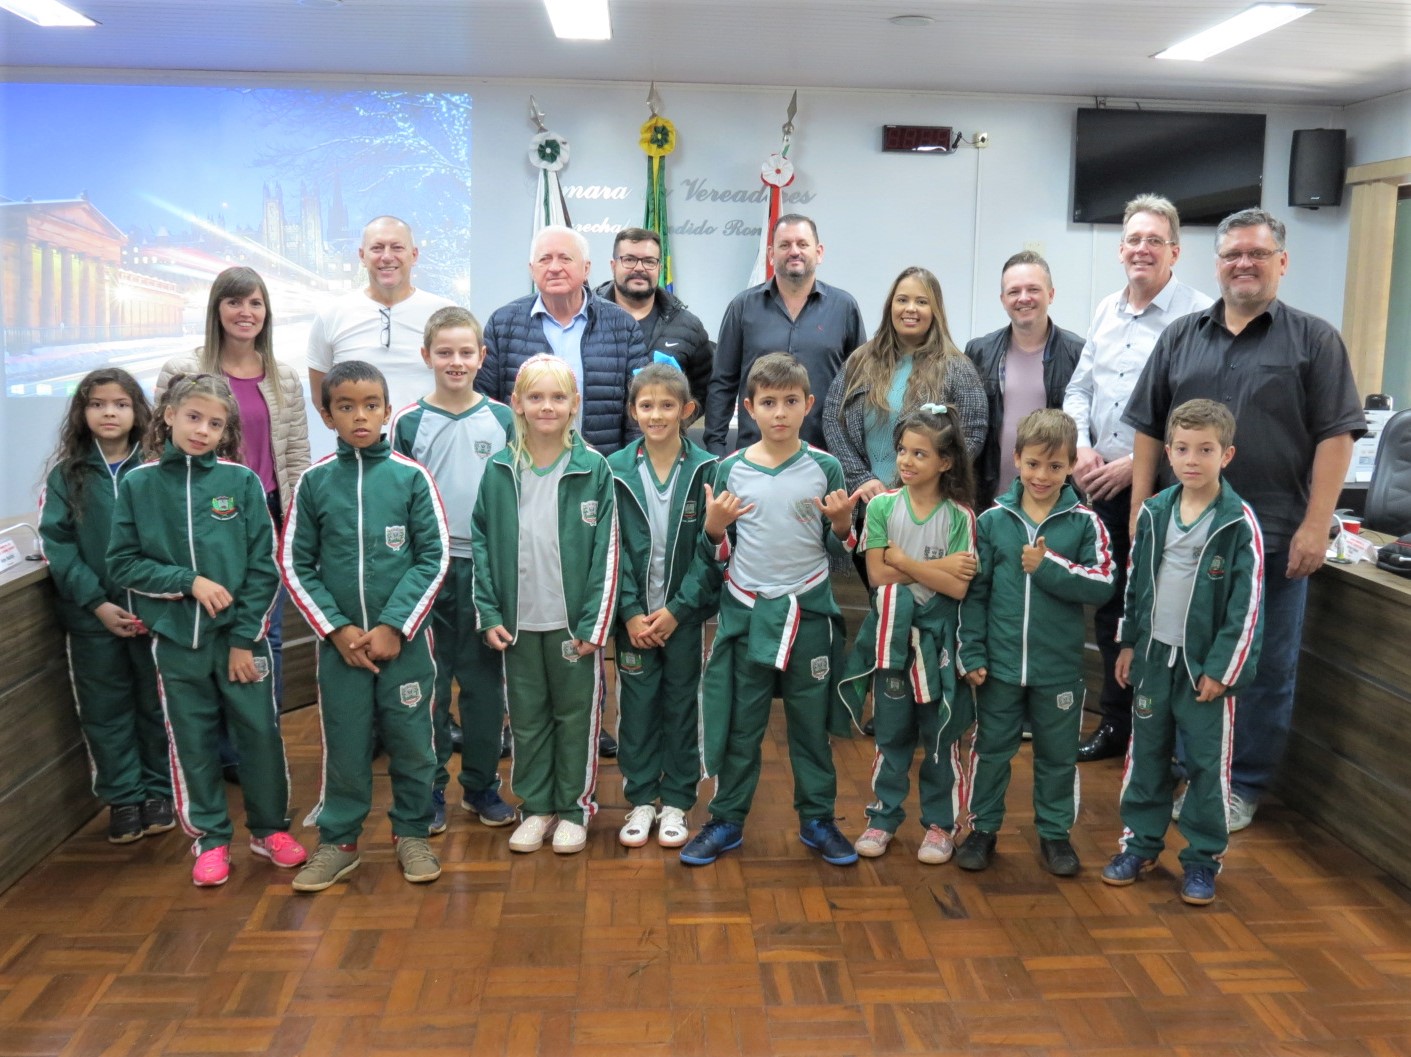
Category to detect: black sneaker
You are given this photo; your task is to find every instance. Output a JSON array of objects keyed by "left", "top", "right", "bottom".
[
  {"left": 500, "top": 726, "right": 512, "bottom": 759},
  {"left": 955, "top": 829, "right": 997, "bottom": 871},
  {"left": 598, "top": 730, "right": 618, "bottom": 758},
  {"left": 799, "top": 818, "right": 859, "bottom": 866},
  {"left": 1039, "top": 837, "right": 1081, "bottom": 877},
  {"left": 140, "top": 798, "right": 175, "bottom": 835},
  {"left": 108, "top": 804, "right": 144, "bottom": 844},
  {"left": 679, "top": 818, "right": 744, "bottom": 866},
  {"left": 449, "top": 720, "right": 464, "bottom": 755}
]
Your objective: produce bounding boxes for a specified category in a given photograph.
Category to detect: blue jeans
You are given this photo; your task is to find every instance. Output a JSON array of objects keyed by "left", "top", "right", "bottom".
[{"left": 1230, "top": 548, "right": 1307, "bottom": 802}]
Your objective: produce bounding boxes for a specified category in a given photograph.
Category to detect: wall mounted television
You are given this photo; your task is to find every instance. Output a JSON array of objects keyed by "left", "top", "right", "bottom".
[{"left": 1071, "top": 108, "right": 1267, "bottom": 227}]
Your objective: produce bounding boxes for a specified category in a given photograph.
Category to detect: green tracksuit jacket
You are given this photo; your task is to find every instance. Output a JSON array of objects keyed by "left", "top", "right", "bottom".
[
  {"left": 606, "top": 437, "right": 720, "bottom": 628},
  {"left": 108, "top": 442, "right": 279, "bottom": 649},
  {"left": 40, "top": 441, "right": 145, "bottom": 634},
  {"left": 958, "top": 480, "right": 1116, "bottom": 686},
  {"left": 1117, "top": 480, "right": 1264, "bottom": 691},
  {"left": 470, "top": 433, "right": 620, "bottom": 646},
  {"left": 280, "top": 438, "right": 449, "bottom": 641}
]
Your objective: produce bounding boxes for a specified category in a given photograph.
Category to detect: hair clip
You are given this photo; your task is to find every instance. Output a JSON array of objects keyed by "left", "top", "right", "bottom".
[{"left": 919, "top": 402, "right": 949, "bottom": 415}]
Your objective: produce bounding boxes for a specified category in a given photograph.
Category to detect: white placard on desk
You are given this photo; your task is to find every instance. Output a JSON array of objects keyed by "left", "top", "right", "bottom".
[{"left": 0, "top": 538, "right": 21, "bottom": 573}]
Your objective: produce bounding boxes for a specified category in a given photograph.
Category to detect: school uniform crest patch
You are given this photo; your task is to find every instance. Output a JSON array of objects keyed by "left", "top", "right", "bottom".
[
  {"left": 924, "top": 546, "right": 944, "bottom": 560},
  {"left": 1056, "top": 690, "right": 1075, "bottom": 711},
  {"left": 475, "top": 440, "right": 492, "bottom": 457},
  {"left": 210, "top": 496, "right": 237, "bottom": 520},
  {"left": 385, "top": 525, "right": 407, "bottom": 551},
  {"left": 682, "top": 500, "right": 699, "bottom": 522},
  {"left": 1134, "top": 694, "right": 1154, "bottom": 719},
  {"left": 810, "top": 656, "right": 830, "bottom": 681},
  {"left": 399, "top": 682, "right": 423, "bottom": 707},
  {"left": 561, "top": 639, "right": 582, "bottom": 663},
  {"left": 938, "top": 647, "right": 951, "bottom": 669},
  {"left": 1208, "top": 555, "right": 1227, "bottom": 579},
  {"left": 580, "top": 501, "right": 598, "bottom": 526},
  {"left": 252, "top": 655, "right": 271, "bottom": 681},
  {"left": 619, "top": 650, "right": 642, "bottom": 673},
  {"left": 884, "top": 676, "right": 907, "bottom": 699},
  {"left": 792, "top": 498, "right": 817, "bottom": 525}
]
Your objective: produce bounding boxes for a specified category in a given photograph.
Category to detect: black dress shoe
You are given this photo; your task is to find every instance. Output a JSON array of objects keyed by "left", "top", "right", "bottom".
[
  {"left": 1040, "top": 838, "right": 1081, "bottom": 877},
  {"left": 500, "top": 726, "right": 512, "bottom": 759},
  {"left": 449, "top": 720, "right": 464, "bottom": 755},
  {"left": 862, "top": 717, "right": 875, "bottom": 737},
  {"left": 598, "top": 730, "right": 618, "bottom": 758},
  {"left": 955, "top": 829, "right": 997, "bottom": 871},
  {"left": 1077, "top": 723, "right": 1126, "bottom": 762}
]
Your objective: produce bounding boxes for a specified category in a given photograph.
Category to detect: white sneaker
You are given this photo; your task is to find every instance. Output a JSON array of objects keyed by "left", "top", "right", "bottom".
[
  {"left": 854, "top": 827, "right": 893, "bottom": 858},
  {"left": 553, "top": 819, "right": 588, "bottom": 854},
  {"left": 657, "top": 806, "right": 690, "bottom": 848},
  {"left": 1172, "top": 788, "right": 1186, "bottom": 822},
  {"left": 508, "top": 814, "right": 557, "bottom": 853},
  {"left": 1227, "top": 792, "right": 1257, "bottom": 833},
  {"left": 917, "top": 825, "right": 955, "bottom": 865},
  {"left": 619, "top": 805, "right": 657, "bottom": 848}
]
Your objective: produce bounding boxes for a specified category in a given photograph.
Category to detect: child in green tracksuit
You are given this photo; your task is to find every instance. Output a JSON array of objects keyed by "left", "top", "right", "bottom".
[
  {"left": 956, "top": 408, "right": 1115, "bottom": 876},
  {"left": 108, "top": 372, "right": 304, "bottom": 888},
  {"left": 471, "top": 354, "right": 619, "bottom": 857},
  {"left": 838, "top": 403, "right": 978, "bottom": 866},
  {"left": 39, "top": 368, "right": 173, "bottom": 845},
  {"left": 282, "top": 361, "right": 450, "bottom": 892},
  {"left": 681, "top": 352, "right": 861, "bottom": 868},
  {"left": 1102, "top": 399, "right": 1263, "bottom": 906},
  {"left": 608, "top": 363, "right": 720, "bottom": 850},
  {"left": 391, "top": 306, "right": 517, "bottom": 834}
]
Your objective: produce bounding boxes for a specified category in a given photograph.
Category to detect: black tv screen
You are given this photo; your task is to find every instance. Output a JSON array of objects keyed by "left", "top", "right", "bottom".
[{"left": 1072, "top": 108, "right": 1267, "bottom": 226}]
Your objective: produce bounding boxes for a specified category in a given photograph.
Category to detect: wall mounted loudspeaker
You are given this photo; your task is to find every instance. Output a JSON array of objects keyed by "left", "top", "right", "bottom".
[{"left": 1289, "top": 129, "right": 1347, "bottom": 209}]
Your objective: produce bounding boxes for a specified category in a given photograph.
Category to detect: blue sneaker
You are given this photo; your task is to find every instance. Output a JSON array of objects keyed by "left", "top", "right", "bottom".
[
  {"left": 1181, "top": 864, "right": 1217, "bottom": 905},
  {"left": 799, "top": 818, "right": 859, "bottom": 866},
  {"left": 1101, "top": 851, "right": 1156, "bottom": 886},
  {"left": 429, "top": 788, "right": 447, "bottom": 836},
  {"left": 461, "top": 786, "right": 517, "bottom": 827},
  {"left": 679, "top": 818, "right": 744, "bottom": 865}
]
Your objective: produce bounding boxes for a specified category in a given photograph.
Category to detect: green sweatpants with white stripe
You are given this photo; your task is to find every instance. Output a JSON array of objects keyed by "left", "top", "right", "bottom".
[
  {"left": 431, "top": 557, "right": 505, "bottom": 797},
  {"left": 505, "top": 629, "right": 600, "bottom": 825},
  {"left": 866, "top": 674, "right": 972, "bottom": 834},
  {"left": 69, "top": 630, "right": 171, "bottom": 806},
  {"left": 153, "top": 631, "right": 289, "bottom": 853},
  {"left": 967, "top": 676, "right": 1085, "bottom": 840},
  {"left": 613, "top": 621, "right": 705, "bottom": 811},
  {"left": 310, "top": 633, "right": 436, "bottom": 844}
]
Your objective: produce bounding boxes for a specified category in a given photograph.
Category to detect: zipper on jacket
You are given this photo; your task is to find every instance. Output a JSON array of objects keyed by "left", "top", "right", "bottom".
[
  {"left": 186, "top": 455, "right": 201, "bottom": 649},
  {"left": 356, "top": 449, "right": 369, "bottom": 629}
]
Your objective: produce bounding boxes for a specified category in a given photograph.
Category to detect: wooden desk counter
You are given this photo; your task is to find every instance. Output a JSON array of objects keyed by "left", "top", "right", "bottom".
[{"left": 1279, "top": 557, "right": 1411, "bottom": 887}]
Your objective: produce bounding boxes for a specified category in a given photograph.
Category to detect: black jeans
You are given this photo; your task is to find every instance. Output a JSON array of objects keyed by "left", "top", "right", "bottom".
[{"left": 1090, "top": 488, "right": 1133, "bottom": 737}]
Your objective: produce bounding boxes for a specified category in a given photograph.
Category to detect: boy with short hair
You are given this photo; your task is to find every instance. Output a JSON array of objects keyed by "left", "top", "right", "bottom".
[
  {"left": 957, "top": 408, "right": 1115, "bottom": 875},
  {"left": 1102, "top": 398, "right": 1263, "bottom": 906},
  {"left": 391, "top": 307, "right": 517, "bottom": 833},
  {"left": 282, "top": 360, "right": 450, "bottom": 891},
  {"left": 681, "top": 352, "right": 861, "bottom": 867}
]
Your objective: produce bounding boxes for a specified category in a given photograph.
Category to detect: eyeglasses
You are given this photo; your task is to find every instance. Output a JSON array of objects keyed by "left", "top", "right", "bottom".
[
  {"left": 1217, "top": 249, "right": 1280, "bottom": 264},
  {"left": 379, "top": 307, "right": 391, "bottom": 348},
  {"left": 1122, "top": 235, "right": 1176, "bottom": 249},
  {"left": 615, "top": 255, "right": 661, "bottom": 269}
]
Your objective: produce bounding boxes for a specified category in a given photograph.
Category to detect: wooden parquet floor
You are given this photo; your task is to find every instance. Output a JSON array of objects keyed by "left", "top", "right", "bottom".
[{"left": 3, "top": 701, "right": 1411, "bottom": 1057}]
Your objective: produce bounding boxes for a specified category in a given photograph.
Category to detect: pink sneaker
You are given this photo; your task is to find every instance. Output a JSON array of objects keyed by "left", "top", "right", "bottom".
[
  {"left": 192, "top": 845, "right": 231, "bottom": 887},
  {"left": 250, "top": 832, "right": 308, "bottom": 868}
]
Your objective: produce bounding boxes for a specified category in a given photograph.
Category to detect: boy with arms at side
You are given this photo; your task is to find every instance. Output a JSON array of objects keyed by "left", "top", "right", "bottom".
[
  {"left": 282, "top": 361, "right": 450, "bottom": 891},
  {"left": 391, "top": 307, "right": 517, "bottom": 834},
  {"left": 681, "top": 352, "right": 862, "bottom": 867},
  {"left": 957, "top": 408, "right": 1115, "bottom": 875},
  {"left": 1102, "top": 399, "right": 1262, "bottom": 906}
]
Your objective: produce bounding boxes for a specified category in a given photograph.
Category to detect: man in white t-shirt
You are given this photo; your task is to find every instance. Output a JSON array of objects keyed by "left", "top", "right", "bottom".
[{"left": 307, "top": 216, "right": 456, "bottom": 416}]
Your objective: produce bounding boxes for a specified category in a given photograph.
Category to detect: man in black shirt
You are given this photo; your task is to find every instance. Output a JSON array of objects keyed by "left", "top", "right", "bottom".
[{"left": 1125, "top": 208, "right": 1365, "bottom": 831}]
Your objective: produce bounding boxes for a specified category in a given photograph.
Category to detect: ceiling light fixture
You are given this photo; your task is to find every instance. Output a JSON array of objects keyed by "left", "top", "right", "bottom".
[
  {"left": 1154, "top": 3, "right": 1316, "bottom": 61},
  {"left": 544, "top": 0, "right": 611, "bottom": 40},
  {"left": 889, "top": 14, "right": 935, "bottom": 26},
  {"left": 0, "top": 0, "right": 96, "bottom": 26}
]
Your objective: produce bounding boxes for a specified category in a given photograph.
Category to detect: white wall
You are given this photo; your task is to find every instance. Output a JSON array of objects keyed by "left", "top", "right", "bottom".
[{"left": 6, "top": 74, "right": 1409, "bottom": 518}]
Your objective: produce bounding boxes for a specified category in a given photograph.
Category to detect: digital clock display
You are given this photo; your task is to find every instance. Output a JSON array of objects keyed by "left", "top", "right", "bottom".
[{"left": 881, "top": 125, "right": 956, "bottom": 154}]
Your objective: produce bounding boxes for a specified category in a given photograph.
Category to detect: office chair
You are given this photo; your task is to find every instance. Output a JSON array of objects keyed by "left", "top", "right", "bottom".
[{"left": 1364, "top": 408, "right": 1411, "bottom": 535}]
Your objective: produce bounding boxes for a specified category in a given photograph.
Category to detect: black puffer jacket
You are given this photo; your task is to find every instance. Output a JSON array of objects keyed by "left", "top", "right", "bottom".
[
  {"left": 479, "top": 287, "right": 647, "bottom": 453},
  {"left": 963, "top": 322, "right": 1083, "bottom": 511},
  {"left": 594, "top": 280, "right": 713, "bottom": 422}
]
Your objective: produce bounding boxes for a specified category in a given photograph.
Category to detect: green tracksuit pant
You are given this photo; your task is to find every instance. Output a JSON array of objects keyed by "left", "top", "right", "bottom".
[
  {"left": 311, "top": 633, "right": 436, "bottom": 844},
  {"left": 153, "top": 631, "right": 289, "bottom": 853},
  {"left": 704, "top": 600, "right": 840, "bottom": 825},
  {"left": 613, "top": 622, "right": 705, "bottom": 811},
  {"left": 968, "top": 675, "right": 1085, "bottom": 840},
  {"left": 431, "top": 557, "right": 505, "bottom": 797},
  {"left": 866, "top": 673, "right": 972, "bottom": 834},
  {"left": 505, "top": 629, "right": 600, "bottom": 825},
  {"left": 1119, "top": 644, "right": 1233, "bottom": 870},
  {"left": 69, "top": 631, "right": 171, "bottom": 806}
]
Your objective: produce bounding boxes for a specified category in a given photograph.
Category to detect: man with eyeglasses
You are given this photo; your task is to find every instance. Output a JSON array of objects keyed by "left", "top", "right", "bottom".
[
  {"left": 1064, "top": 194, "right": 1213, "bottom": 764},
  {"left": 478, "top": 225, "right": 647, "bottom": 455},
  {"left": 705, "top": 214, "right": 865, "bottom": 454},
  {"left": 1124, "top": 208, "right": 1364, "bottom": 832},
  {"left": 307, "top": 216, "right": 456, "bottom": 418},
  {"left": 592, "top": 228, "right": 713, "bottom": 423}
]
